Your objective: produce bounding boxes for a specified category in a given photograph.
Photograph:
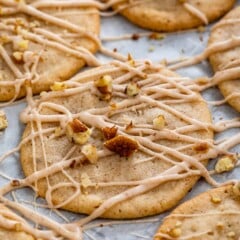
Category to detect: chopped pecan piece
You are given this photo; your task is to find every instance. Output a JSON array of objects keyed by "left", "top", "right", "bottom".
[
  {"left": 104, "top": 135, "right": 138, "bottom": 157},
  {"left": 131, "top": 33, "right": 140, "bottom": 40},
  {"left": 125, "top": 82, "right": 140, "bottom": 97},
  {"left": 66, "top": 119, "right": 91, "bottom": 145},
  {"left": 102, "top": 126, "right": 118, "bottom": 140},
  {"left": 12, "top": 51, "right": 23, "bottom": 63},
  {"left": 153, "top": 115, "right": 165, "bottom": 130},
  {"left": 193, "top": 142, "right": 209, "bottom": 152},
  {"left": 148, "top": 32, "right": 165, "bottom": 40},
  {"left": 94, "top": 75, "right": 113, "bottom": 101},
  {"left": 11, "top": 179, "right": 20, "bottom": 187},
  {"left": 82, "top": 144, "right": 98, "bottom": 164},
  {"left": 125, "top": 121, "right": 133, "bottom": 131},
  {"left": 215, "top": 155, "right": 237, "bottom": 173},
  {"left": 69, "top": 119, "right": 88, "bottom": 133},
  {"left": 50, "top": 82, "right": 67, "bottom": 91}
]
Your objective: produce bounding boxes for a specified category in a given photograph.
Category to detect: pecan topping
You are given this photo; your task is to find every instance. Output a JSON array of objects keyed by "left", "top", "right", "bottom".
[
  {"left": 193, "top": 142, "right": 209, "bottom": 152},
  {"left": 125, "top": 121, "right": 133, "bottom": 131},
  {"left": 11, "top": 179, "right": 20, "bottom": 187},
  {"left": 94, "top": 75, "right": 112, "bottom": 101},
  {"left": 102, "top": 126, "right": 118, "bottom": 140},
  {"left": 148, "top": 32, "right": 165, "bottom": 40},
  {"left": 131, "top": 33, "right": 140, "bottom": 40},
  {"left": 153, "top": 115, "right": 165, "bottom": 130},
  {"left": 82, "top": 144, "right": 98, "bottom": 164},
  {"left": 69, "top": 119, "right": 88, "bottom": 133},
  {"left": 215, "top": 155, "right": 237, "bottom": 173},
  {"left": 104, "top": 135, "right": 138, "bottom": 157},
  {"left": 66, "top": 119, "right": 91, "bottom": 145},
  {"left": 125, "top": 82, "right": 140, "bottom": 97}
]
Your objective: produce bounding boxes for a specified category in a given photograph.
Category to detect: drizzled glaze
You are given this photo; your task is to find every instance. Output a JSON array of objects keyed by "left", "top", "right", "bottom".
[
  {"left": 110, "top": 0, "right": 209, "bottom": 25},
  {"left": 1, "top": 59, "right": 240, "bottom": 239},
  {"left": 0, "top": 0, "right": 101, "bottom": 105},
  {"left": 155, "top": 184, "right": 240, "bottom": 239},
  {"left": 0, "top": 0, "right": 214, "bottom": 105},
  {"left": 0, "top": 1, "right": 239, "bottom": 240}
]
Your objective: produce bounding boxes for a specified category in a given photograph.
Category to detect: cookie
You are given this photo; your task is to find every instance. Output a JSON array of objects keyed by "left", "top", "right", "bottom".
[
  {"left": 113, "top": 0, "right": 235, "bottom": 32},
  {"left": 209, "top": 6, "right": 240, "bottom": 112},
  {"left": 155, "top": 184, "right": 240, "bottom": 239},
  {"left": 20, "top": 61, "right": 213, "bottom": 219},
  {"left": 0, "top": 1, "right": 99, "bottom": 102},
  {"left": 0, "top": 204, "right": 34, "bottom": 240}
]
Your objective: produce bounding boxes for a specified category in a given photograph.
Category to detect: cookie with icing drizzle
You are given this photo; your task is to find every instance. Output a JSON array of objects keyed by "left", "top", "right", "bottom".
[
  {"left": 209, "top": 6, "right": 240, "bottom": 112},
  {"left": 0, "top": 0, "right": 99, "bottom": 102},
  {"left": 155, "top": 183, "right": 240, "bottom": 239},
  {"left": 20, "top": 61, "right": 213, "bottom": 219},
  {"left": 0, "top": 204, "right": 34, "bottom": 240},
  {"left": 112, "top": 0, "right": 235, "bottom": 32}
]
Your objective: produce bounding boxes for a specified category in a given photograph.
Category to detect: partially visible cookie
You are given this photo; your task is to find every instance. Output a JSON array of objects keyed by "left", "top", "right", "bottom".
[
  {"left": 0, "top": 1, "right": 99, "bottom": 102},
  {"left": 113, "top": 0, "right": 235, "bottom": 32},
  {"left": 0, "top": 204, "right": 34, "bottom": 240},
  {"left": 20, "top": 62, "right": 213, "bottom": 219},
  {"left": 209, "top": 6, "right": 240, "bottom": 112},
  {"left": 155, "top": 184, "right": 240, "bottom": 240}
]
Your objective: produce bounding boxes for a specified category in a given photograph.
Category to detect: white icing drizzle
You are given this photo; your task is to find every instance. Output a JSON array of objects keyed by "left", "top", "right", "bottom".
[
  {"left": 0, "top": 60, "right": 238, "bottom": 239},
  {"left": 183, "top": 3, "right": 208, "bottom": 25}
]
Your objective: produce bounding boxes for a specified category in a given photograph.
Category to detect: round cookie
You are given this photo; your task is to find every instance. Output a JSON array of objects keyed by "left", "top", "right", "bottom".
[
  {"left": 0, "top": 1, "right": 99, "bottom": 102},
  {"left": 113, "top": 0, "right": 235, "bottom": 32},
  {"left": 0, "top": 204, "right": 34, "bottom": 240},
  {"left": 20, "top": 62, "right": 213, "bottom": 219},
  {"left": 155, "top": 184, "right": 240, "bottom": 239},
  {"left": 209, "top": 6, "right": 240, "bottom": 112}
]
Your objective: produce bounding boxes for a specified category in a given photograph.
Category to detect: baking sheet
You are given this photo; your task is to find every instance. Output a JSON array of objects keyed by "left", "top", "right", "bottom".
[{"left": 1, "top": 1, "right": 240, "bottom": 239}]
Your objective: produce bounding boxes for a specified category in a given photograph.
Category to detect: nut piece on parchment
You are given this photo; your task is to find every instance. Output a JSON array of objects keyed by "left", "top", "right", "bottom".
[
  {"left": 215, "top": 155, "right": 237, "bottom": 173},
  {"left": 104, "top": 135, "right": 138, "bottom": 157},
  {"left": 102, "top": 126, "right": 118, "bottom": 140},
  {"left": 66, "top": 119, "right": 91, "bottom": 145},
  {"left": 0, "top": 110, "right": 8, "bottom": 130}
]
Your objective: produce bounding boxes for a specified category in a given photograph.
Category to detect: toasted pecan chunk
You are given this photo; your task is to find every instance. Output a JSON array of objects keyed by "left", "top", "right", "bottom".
[
  {"left": 125, "top": 121, "right": 133, "bottom": 131},
  {"left": 102, "top": 126, "right": 118, "bottom": 140},
  {"left": 104, "top": 135, "right": 138, "bottom": 157},
  {"left": 215, "top": 155, "right": 237, "bottom": 173},
  {"left": 66, "top": 119, "right": 91, "bottom": 145},
  {"left": 94, "top": 75, "right": 112, "bottom": 97},
  {"left": 193, "top": 142, "right": 209, "bottom": 152},
  {"left": 69, "top": 119, "right": 88, "bottom": 133},
  {"left": 82, "top": 144, "right": 98, "bottom": 164}
]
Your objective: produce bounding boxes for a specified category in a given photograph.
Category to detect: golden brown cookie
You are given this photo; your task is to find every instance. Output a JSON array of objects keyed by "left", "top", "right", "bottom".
[
  {"left": 0, "top": 1, "right": 99, "bottom": 102},
  {"left": 113, "top": 0, "right": 235, "bottom": 32},
  {"left": 155, "top": 184, "right": 240, "bottom": 240},
  {"left": 0, "top": 204, "right": 34, "bottom": 240},
  {"left": 20, "top": 62, "right": 213, "bottom": 219},
  {"left": 209, "top": 6, "right": 240, "bottom": 112}
]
